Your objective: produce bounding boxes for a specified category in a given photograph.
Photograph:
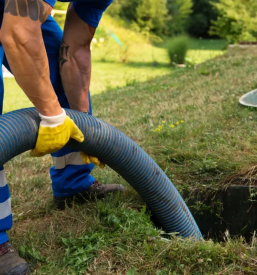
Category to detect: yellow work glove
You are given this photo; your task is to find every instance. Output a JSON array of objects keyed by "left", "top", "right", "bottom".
[
  {"left": 31, "top": 109, "right": 105, "bottom": 169},
  {"left": 31, "top": 109, "right": 84, "bottom": 157},
  {"left": 80, "top": 153, "right": 105, "bottom": 169}
]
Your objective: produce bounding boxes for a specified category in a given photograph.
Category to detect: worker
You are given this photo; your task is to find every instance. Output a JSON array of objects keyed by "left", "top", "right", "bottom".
[{"left": 0, "top": 1, "right": 125, "bottom": 274}]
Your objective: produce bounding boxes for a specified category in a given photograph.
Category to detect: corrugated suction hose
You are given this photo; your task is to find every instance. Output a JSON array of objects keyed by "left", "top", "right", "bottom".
[{"left": 0, "top": 108, "right": 202, "bottom": 239}]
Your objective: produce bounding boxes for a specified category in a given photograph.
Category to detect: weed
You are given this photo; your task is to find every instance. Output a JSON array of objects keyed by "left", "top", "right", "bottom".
[{"left": 152, "top": 120, "right": 185, "bottom": 139}]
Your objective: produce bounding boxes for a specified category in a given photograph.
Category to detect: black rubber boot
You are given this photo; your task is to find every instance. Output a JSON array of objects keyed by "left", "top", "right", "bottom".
[
  {"left": 54, "top": 180, "right": 126, "bottom": 210},
  {"left": 0, "top": 242, "right": 30, "bottom": 275}
]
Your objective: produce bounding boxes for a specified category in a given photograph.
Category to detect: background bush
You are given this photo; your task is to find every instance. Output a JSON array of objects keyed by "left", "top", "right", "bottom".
[
  {"left": 210, "top": 0, "right": 257, "bottom": 43},
  {"left": 187, "top": 0, "right": 218, "bottom": 38},
  {"left": 107, "top": 0, "right": 193, "bottom": 36},
  {"left": 166, "top": 36, "right": 189, "bottom": 64},
  {"left": 55, "top": 0, "right": 257, "bottom": 44},
  {"left": 135, "top": 0, "right": 168, "bottom": 35},
  {"left": 165, "top": 0, "right": 193, "bottom": 36}
]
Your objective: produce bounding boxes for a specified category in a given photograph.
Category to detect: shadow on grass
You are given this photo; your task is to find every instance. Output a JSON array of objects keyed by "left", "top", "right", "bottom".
[
  {"left": 188, "top": 39, "right": 227, "bottom": 51},
  {"left": 125, "top": 61, "right": 170, "bottom": 69},
  {"left": 93, "top": 59, "right": 170, "bottom": 69},
  {"left": 154, "top": 38, "right": 227, "bottom": 51}
]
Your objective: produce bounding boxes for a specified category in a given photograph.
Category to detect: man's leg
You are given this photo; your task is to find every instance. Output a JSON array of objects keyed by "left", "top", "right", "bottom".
[
  {"left": 41, "top": 15, "right": 96, "bottom": 199},
  {"left": 42, "top": 12, "right": 124, "bottom": 208}
]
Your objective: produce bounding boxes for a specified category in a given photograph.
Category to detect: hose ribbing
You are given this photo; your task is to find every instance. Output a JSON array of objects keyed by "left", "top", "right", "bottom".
[{"left": 0, "top": 108, "right": 202, "bottom": 239}]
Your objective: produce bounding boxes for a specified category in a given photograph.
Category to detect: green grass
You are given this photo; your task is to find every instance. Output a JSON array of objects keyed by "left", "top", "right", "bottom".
[
  {"left": 3, "top": 78, "right": 33, "bottom": 112},
  {"left": 43, "top": 12, "right": 225, "bottom": 96},
  {"left": 2, "top": 11, "right": 225, "bottom": 111},
  {"left": 3, "top": 40, "right": 224, "bottom": 112},
  {"left": 90, "top": 37, "right": 224, "bottom": 94},
  {"left": 2, "top": 35, "right": 225, "bottom": 113},
  {"left": 3, "top": 47, "right": 257, "bottom": 274},
  {"left": 3, "top": 6, "right": 252, "bottom": 274}
]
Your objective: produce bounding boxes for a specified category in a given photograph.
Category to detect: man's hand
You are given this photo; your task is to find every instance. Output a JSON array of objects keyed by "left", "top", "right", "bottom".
[
  {"left": 80, "top": 153, "right": 105, "bottom": 169},
  {"left": 31, "top": 109, "right": 84, "bottom": 157},
  {"left": 31, "top": 109, "right": 105, "bottom": 168}
]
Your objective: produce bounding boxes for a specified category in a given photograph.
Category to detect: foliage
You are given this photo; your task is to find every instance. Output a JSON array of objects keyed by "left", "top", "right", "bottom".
[
  {"left": 99, "top": 17, "right": 149, "bottom": 63},
  {"left": 136, "top": 0, "right": 168, "bottom": 35},
  {"left": 107, "top": 0, "right": 168, "bottom": 34},
  {"left": 62, "top": 232, "right": 107, "bottom": 274},
  {"left": 210, "top": 0, "right": 257, "bottom": 43},
  {"left": 62, "top": 198, "right": 159, "bottom": 273},
  {"left": 107, "top": 0, "right": 138, "bottom": 20},
  {"left": 166, "top": 0, "right": 193, "bottom": 36},
  {"left": 187, "top": 0, "right": 218, "bottom": 38},
  {"left": 53, "top": 2, "right": 69, "bottom": 10},
  {"left": 107, "top": 0, "right": 192, "bottom": 36},
  {"left": 166, "top": 36, "right": 189, "bottom": 64}
]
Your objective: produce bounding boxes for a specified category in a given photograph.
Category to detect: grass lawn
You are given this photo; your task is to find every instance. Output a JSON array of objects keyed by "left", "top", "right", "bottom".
[
  {"left": 3, "top": 47, "right": 257, "bottom": 274},
  {"left": 3, "top": 37, "right": 225, "bottom": 113},
  {"left": 51, "top": 3, "right": 225, "bottom": 92},
  {"left": 2, "top": 10, "right": 226, "bottom": 113}
]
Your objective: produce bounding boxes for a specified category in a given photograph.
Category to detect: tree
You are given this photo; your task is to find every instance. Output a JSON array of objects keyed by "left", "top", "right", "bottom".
[
  {"left": 187, "top": 0, "right": 218, "bottom": 38},
  {"left": 166, "top": 0, "right": 193, "bottom": 35},
  {"left": 107, "top": 0, "right": 139, "bottom": 20},
  {"left": 210, "top": 0, "right": 257, "bottom": 43},
  {"left": 136, "top": 0, "right": 168, "bottom": 34},
  {"left": 107, "top": 0, "right": 192, "bottom": 36}
]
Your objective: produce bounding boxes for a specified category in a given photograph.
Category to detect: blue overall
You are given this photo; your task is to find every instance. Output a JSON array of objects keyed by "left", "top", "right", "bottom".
[{"left": 0, "top": 0, "right": 112, "bottom": 245}]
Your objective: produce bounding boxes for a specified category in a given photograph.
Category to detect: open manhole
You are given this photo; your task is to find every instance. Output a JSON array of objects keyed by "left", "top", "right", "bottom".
[
  {"left": 187, "top": 185, "right": 257, "bottom": 242},
  {"left": 150, "top": 185, "right": 257, "bottom": 242}
]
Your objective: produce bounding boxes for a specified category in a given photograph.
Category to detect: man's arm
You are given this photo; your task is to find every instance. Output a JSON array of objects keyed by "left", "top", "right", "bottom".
[
  {"left": 1, "top": 0, "right": 62, "bottom": 116},
  {"left": 59, "top": 4, "right": 106, "bottom": 167},
  {"left": 1, "top": 0, "right": 85, "bottom": 158},
  {"left": 59, "top": 4, "right": 95, "bottom": 113}
]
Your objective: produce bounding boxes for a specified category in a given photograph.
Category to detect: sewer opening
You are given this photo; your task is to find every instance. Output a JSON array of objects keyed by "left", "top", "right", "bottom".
[
  {"left": 150, "top": 186, "right": 257, "bottom": 242},
  {"left": 188, "top": 186, "right": 257, "bottom": 242}
]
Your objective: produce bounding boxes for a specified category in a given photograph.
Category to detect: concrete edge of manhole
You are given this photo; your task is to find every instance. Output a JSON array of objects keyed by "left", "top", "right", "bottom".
[{"left": 239, "top": 89, "right": 257, "bottom": 107}]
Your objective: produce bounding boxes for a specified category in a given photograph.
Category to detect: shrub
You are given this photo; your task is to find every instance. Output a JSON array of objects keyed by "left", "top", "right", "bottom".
[
  {"left": 210, "top": 0, "right": 257, "bottom": 44},
  {"left": 166, "top": 36, "right": 189, "bottom": 65},
  {"left": 107, "top": 0, "right": 192, "bottom": 36},
  {"left": 136, "top": 0, "right": 168, "bottom": 35},
  {"left": 107, "top": 0, "right": 168, "bottom": 35}
]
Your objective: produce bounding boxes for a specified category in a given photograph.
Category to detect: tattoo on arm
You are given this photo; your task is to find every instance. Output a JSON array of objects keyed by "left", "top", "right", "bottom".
[
  {"left": 4, "top": 0, "right": 48, "bottom": 23},
  {"left": 59, "top": 40, "right": 70, "bottom": 68}
]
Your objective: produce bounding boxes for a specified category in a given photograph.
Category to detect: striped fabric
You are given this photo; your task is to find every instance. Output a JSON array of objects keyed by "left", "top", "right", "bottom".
[
  {"left": 50, "top": 148, "right": 95, "bottom": 197},
  {"left": 0, "top": 44, "right": 11, "bottom": 245},
  {"left": 52, "top": 152, "right": 84, "bottom": 169},
  {"left": 0, "top": 168, "right": 12, "bottom": 245}
]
